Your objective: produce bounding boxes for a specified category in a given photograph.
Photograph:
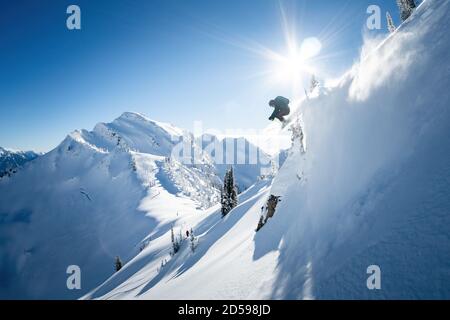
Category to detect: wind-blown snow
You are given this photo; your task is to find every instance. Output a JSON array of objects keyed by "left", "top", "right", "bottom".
[{"left": 268, "top": 0, "right": 450, "bottom": 299}]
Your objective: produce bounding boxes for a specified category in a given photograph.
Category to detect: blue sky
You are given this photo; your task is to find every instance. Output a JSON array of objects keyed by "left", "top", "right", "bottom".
[{"left": 1, "top": 0, "right": 400, "bottom": 152}]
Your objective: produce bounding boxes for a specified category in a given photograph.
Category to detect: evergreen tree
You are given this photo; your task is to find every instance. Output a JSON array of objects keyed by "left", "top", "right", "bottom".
[
  {"left": 190, "top": 228, "right": 196, "bottom": 252},
  {"left": 220, "top": 185, "right": 228, "bottom": 217},
  {"left": 171, "top": 225, "right": 175, "bottom": 245},
  {"left": 115, "top": 256, "right": 123, "bottom": 272},
  {"left": 397, "top": 0, "right": 408, "bottom": 22},
  {"left": 310, "top": 74, "right": 319, "bottom": 93},
  {"left": 227, "top": 167, "right": 238, "bottom": 209},
  {"left": 171, "top": 226, "right": 180, "bottom": 253},
  {"left": 406, "top": 0, "right": 416, "bottom": 9},
  {"left": 221, "top": 167, "right": 238, "bottom": 217},
  {"left": 289, "top": 115, "right": 305, "bottom": 154},
  {"left": 386, "top": 11, "right": 396, "bottom": 33},
  {"left": 397, "top": 0, "right": 416, "bottom": 22}
]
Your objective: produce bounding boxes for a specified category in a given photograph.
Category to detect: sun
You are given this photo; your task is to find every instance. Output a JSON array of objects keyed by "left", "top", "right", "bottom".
[
  {"left": 271, "top": 37, "right": 322, "bottom": 89},
  {"left": 201, "top": 1, "right": 325, "bottom": 98},
  {"left": 274, "top": 51, "right": 305, "bottom": 82}
]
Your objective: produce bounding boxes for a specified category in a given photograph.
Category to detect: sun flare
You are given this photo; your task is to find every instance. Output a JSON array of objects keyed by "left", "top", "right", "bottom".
[
  {"left": 202, "top": 2, "right": 326, "bottom": 99},
  {"left": 270, "top": 37, "right": 322, "bottom": 91}
]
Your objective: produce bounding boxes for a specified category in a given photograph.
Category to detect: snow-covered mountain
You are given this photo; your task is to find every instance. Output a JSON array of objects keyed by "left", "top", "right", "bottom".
[
  {"left": 2, "top": 0, "right": 449, "bottom": 300},
  {"left": 84, "top": 0, "right": 450, "bottom": 299},
  {"left": 0, "top": 147, "right": 40, "bottom": 179},
  {"left": 0, "top": 112, "right": 271, "bottom": 299},
  {"left": 197, "top": 134, "right": 273, "bottom": 192}
]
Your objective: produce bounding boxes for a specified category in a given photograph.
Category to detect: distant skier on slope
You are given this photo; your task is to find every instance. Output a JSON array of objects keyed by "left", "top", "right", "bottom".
[{"left": 268, "top": 96, "right": 290, "bottom": 123}]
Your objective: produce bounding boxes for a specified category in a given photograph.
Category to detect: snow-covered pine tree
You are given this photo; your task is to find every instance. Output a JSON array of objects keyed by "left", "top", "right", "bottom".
[
  {"left": 220, "top": 179, "right": 229, "bottom": 216},
  {"left": 171, "top": 226, "right": 180, "bottom": 253},
  {"left": 289, "top": 115, "right": 306, "bottom": 154},
  {"left": 115, "top": 256, "right": 123, "bottom": 272},
  {"left": 221, "top": 167, "right": 238, "bottom": 217},
  {"left": 397, "top": 0, "right": 416, "bottom": 22},
  {"left": 406, "top": 0, "right": 416, "bottom": 9},
  {"left": 190, "top": 228, "right": 196, "bottom": 252},
  {"left": 227, "top": 167, "right": 238, "bottom": 209},
  {"left": 130, "top": 158, "right": 137, "bottom": 172},
  {"left": 310, "top": 74, "right": 319, "bottom": 93},
  {"left": 397, "top": 0, "right": 408, "bottom": 22},
  {"left": 386, "top": 11, "right": 396, "bottom": 33}
]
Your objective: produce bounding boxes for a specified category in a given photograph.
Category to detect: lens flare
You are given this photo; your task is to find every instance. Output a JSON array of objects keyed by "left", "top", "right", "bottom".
[
  {"left": 300, "top": 37, "right": 323, "bottom": 60},
  {"left": 272, "top": 37, "right": 322, "bottom": 87}
]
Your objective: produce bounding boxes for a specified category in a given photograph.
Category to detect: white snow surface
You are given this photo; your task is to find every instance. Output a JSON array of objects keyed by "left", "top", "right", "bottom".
[
  {"left": 1, "top": 0, "right": 450, "bottom": 300},
  {"left": 85, "top": 0, "right": 450, "bottom": 299},
  {"left": 0, "top": 111, "right": 269, "bottom": 299}
]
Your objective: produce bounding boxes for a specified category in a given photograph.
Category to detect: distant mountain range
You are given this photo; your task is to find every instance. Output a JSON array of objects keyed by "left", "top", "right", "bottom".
[
  {"left": 0, "top": 147, "right": 40, "bottom": 178},
  {"left": 0, "top": 112, "right": 277, "bottom": 299}
]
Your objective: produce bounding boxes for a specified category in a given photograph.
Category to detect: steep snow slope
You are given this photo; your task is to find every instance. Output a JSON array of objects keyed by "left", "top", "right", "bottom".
[
  {"left": 268, "top": 0, "right": 450, "bottom": 299},
  {"left": 0, "top": 145, "right": 154, "bottom": 299},
  {"left": 0, "top": 113, "right": 222, "bottom": 299},
  {"left": 0, "top": 147, "right": 40, "bottom": 178},
  {"left": 84, "top": 179, "right": 275, "bottom": 300},
  {"left": 93, "top": 0, "right": 450, "bottom": 299}
]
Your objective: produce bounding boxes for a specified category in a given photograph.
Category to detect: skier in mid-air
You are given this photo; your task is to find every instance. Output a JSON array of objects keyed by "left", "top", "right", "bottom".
[{"left": 268, "top": 96, "right": 290, "bottom": 123}]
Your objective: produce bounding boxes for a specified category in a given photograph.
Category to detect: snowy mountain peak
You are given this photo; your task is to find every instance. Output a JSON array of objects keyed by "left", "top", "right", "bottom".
[
  {"left": 118, "top": 111, "right": 151, "bottom": 122},
  {"left": 0, "top": 146, "right": 40, "bottom": 157},
  {"left": 60, "top": 112, "right": 189, "bottom": 157},
  {"left": 0, "top": 147, "right": 40, "bottom": 178},
  {"left": 115, "top": 111, "right": 185, "bottom": 138},
  {"left": 0, "top": 113, "right": 223, "bottom": 299}
]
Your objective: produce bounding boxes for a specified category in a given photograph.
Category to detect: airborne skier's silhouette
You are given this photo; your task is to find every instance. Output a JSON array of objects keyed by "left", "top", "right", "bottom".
[{"left": 268, "top": 96, "right": 290, "bottom": 123}]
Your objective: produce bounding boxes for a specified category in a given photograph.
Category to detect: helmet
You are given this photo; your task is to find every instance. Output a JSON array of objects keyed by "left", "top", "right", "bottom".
[{"left": 269, "top": 100, "right": 276, "bottom": 107}]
